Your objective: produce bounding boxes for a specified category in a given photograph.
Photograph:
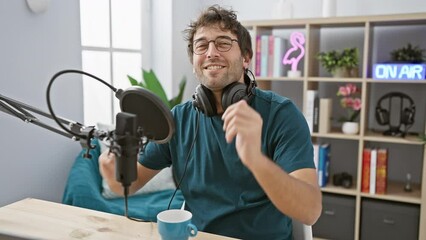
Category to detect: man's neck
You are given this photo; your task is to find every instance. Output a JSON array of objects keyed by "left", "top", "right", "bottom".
[{"left": 213, "top": 90, "right": 224, "bottom": 114}]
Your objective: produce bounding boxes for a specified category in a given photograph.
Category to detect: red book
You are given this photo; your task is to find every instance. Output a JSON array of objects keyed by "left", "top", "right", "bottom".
[
  {"left": 376, "top": 148, "right": 388, "bottom": 194},
  {"left": 361, "top": 148, "right": 371, "bottom": 193}
]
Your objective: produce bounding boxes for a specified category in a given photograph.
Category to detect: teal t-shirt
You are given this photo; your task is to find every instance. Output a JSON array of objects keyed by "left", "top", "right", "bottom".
[{"left": 139, "top": 88, "right": 315, "bottom": 240}]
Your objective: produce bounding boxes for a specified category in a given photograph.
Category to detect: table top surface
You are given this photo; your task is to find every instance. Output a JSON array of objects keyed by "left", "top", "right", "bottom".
[{"left": 0, "top": 198, "right": 237, "bottom": 240}]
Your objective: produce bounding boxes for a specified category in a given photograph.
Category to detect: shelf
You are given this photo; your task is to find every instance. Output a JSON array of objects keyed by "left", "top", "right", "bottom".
[
  {"left": 256, "top": 77, "right": 304, "bottom": 82},
  {"left": 360, "top": 181, "right": 422, "bottom": 205},
  {"left": 322, "top": 182, "right": 421, "bottom": 204},
  {"left": 307, "top": 77, "right": 364, "bottom": 83},
  {"left": 366, "top": 79, "right": 426, "bottom": 84},
  {"left": 242, "top": 12, "right": 426, "bottom": 28},
  {"left": 364, "top": 131, "right": 425, "bottom": 145},
  {"left": 312, "top": 129, "right": 360, "bottom": 140},
  {"left": 321, "top": 185, "right": 357, "bottom": 196},
  {"left": 245, "top": 12, "right": 426, "bottom": 240}
]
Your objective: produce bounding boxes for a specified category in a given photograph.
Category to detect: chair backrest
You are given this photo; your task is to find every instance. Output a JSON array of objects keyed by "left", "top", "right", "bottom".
[{"left": 292, "top": 219, "right": 313, "bottom": 240}]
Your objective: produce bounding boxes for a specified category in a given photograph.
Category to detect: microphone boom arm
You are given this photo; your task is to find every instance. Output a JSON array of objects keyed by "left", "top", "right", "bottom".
[{"left": 0, "top": 93, "right": 106, "bottom": 154}]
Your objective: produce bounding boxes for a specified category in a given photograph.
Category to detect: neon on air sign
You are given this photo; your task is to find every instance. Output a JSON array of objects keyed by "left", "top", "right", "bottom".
[{"left": 373, "top": 63, "right": 426, "bottom": 80}]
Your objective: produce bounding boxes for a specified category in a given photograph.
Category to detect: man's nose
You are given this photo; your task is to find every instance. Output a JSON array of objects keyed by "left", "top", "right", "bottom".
[{"left": 206, "top": 41, "right": 220, "bottom": 58}]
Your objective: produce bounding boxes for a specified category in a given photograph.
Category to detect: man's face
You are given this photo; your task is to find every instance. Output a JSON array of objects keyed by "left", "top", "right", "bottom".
[{"left": 192, "top": 25, "right": 249, "bottom": 92}]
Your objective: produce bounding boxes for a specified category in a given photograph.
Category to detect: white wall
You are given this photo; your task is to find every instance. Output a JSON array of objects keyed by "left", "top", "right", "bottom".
[
  {"left": 151, "top": 0, "right": 202, "bottom": 104},
  {"left": 0, "top": 1, "right": 82, "bottom": 206}
]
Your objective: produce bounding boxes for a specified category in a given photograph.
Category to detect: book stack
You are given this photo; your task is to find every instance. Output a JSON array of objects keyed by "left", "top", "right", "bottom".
[
  {"left": 305, "top": 95, "right": 332, "bottom": 134},
  {"left": 255, "top": 35, "right": 288, "bottom": 77},
  {"left": 361, "top": 147, "right": 388, "bottom": 194}
]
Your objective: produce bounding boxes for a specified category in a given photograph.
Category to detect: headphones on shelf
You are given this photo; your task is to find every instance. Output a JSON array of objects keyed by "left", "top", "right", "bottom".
[
  {"left": 375, "top": 92, "right": 416, "bottom": 126},
  {"left": 192, "top": 69, "right": 257, "bottom": 117}
]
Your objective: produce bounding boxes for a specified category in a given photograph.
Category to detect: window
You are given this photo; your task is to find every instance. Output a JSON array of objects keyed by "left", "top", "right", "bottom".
[{"left": 80, "top": 0, "right": 146, "bottom": 126}]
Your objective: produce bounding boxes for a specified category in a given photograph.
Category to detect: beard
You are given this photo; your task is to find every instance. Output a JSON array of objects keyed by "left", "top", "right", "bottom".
[{"left": 194, "top": 58, "right": 245, "bottom": 91}]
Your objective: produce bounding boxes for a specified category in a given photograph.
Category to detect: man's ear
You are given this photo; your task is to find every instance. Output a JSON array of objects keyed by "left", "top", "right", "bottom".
[{"left": 242, "top": 56, "right": 250, "bottom": 69}]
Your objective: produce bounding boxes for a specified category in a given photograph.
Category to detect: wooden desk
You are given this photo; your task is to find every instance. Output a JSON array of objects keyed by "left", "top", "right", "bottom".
[{"left": 0, "top": 198, "right": 237, "bottom": 240}]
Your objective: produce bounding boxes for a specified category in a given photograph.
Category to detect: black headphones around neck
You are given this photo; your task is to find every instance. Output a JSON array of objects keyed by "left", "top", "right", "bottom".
[
  {"left": 192, "top": 70, "right": 257, "bottom": 117},
  {"left": 375, "top": 92, "right": 416, "bottom": 126}
]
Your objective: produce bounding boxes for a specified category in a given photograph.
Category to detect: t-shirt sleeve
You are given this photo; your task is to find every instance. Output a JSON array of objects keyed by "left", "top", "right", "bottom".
[
  {"left": 138, "top": 139, "right": 173, "bottom": 170},
  {"left": 269, "top": 100, "right": 315, "bottom": 173}
]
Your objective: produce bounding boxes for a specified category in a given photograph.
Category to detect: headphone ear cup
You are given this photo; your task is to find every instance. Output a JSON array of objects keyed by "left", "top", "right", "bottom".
[
  {"left": 401, "top": 107, "right": 415, "bottom": 125},
  {"left": 221, "top": 82, "right": 248, "bottom": 111},
  {"left": 192, "top": 85, "right": 217, "bottom": 117},
  {"left": 375, "top": 107, "right": 390, "bottom": 125}
]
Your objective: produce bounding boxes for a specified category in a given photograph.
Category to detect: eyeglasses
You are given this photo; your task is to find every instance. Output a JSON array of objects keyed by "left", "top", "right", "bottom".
[{"left": 191, "top": 36, "right": 238, "bottom": 55}]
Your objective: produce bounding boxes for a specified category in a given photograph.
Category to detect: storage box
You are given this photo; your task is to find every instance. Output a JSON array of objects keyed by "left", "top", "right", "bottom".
[
  {"left": 312, "top": 193, "right": 356, "bottom": 239},
  {"left": 361, "top": 199, "right": 419, "bottom": 240}
]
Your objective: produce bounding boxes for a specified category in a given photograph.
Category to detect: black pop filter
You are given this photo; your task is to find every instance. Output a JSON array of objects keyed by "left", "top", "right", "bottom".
[{"left": 119, "top": 86, "right": 175, "bottom": 144}]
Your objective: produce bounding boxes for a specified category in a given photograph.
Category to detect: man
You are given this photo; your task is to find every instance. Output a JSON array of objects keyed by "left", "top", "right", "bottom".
[{"left": 100, "top": 5, "right": 321, "bottom": 240}]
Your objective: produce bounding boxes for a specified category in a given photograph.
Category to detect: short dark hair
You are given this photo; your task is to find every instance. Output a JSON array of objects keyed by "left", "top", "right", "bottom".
[{"left": 183, "top": 5, "right": 253, "bottom": 63}]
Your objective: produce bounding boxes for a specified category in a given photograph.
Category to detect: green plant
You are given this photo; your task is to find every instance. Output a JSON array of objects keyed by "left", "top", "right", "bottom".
[
  {"left": 317, "top": 47, "right": 359, "bottom": 74},
  {"left": 390, "top": 43, "right": 425, "bottom": 63},
  {"left": 127, "top": 69, "right": 187, "bottom": 109},
  {"left": 419, "top": 133, "right": 426, "bottom": 144}
]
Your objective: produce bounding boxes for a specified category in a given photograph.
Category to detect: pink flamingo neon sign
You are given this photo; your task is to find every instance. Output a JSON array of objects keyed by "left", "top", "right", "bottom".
[{"left": 282, "top": 32, "right": 305, "bottom": 74}]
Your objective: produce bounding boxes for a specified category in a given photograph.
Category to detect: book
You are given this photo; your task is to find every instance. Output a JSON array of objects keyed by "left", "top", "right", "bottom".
[
  {"left": 313, "top": 96, "right": 320, "bottom": 133},
  {"left": 312, "top": 143, "right": 320, "bottom": 186},
  {"left": 361, "top": 148, "right": 371, "bottom": 193},
  {"left": 255, "top": 35, "right": 261, "bottom": 76},
  {"left": 313, "top": 143, "right": 319, "bottom": 171},
  {"left": 272, "top": 37, "right": 287, "bottom": 77},
  {"left": 369, "top": 148, "right": 377, "bottom": 194},
  {"left": 376, "top": 148, "right": 388, "bottom": 194},
  {"left": 305, "top": 90, "right": 318, "bottom": 133},
  {"left": 260, "top": 35, "right": 269, "bottom": 77},
  {"left": 319, "top": 98, "right": 332, "bottom": 133},
  {"left": 267, "top": 35, "right": 275, "bottom": 77},
  {"left": 318, "top": 143, "right": 330, "bottom": 187}
]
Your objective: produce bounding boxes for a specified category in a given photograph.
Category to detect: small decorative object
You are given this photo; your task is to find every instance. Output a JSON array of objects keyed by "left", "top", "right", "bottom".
[
  {"left": 282, "top": 32, "right": 305, "bottom": 78},
  {"left": 271, "top": 0, "right": 293, "bottom": 19},
  {"left": 322, "top": 0, "right": 336, "bottom": 17},
  {"left": 404, "top": 173, "right": 412, "bottom": 192},
  {"left": 317, "top": 48, "right": 359, "bottom": 78},
  {"left": 373, "top": 63, "right": 426, "bottom": 80},
  {"left": 26, "top": 0, "right": 50, "bottom": 13},
  {"left": 336, "top": 83, "right": 361, "bottom": 134},
  {"left": 128, "top": 69, "right": 187, "bottom": 109}
]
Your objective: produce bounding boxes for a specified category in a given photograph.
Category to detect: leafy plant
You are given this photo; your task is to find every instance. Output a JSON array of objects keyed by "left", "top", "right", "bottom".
[
  {"left": 419, "top": 133, "right": 426, "bottom": 144},
  {"left": 390, "top": 43, "right": 425, "bottom": 63},
  {"left": 336, "top": 83, "right": 361, "bottom": 122},
  {"left": 317, "top": 47, "right": 359, "bottom": 74},
  {"left": 127, "top": 69, "right": 187, "bottom": 109}
]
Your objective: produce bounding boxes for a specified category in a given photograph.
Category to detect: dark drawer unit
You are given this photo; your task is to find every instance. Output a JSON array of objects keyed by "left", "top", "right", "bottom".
[
  {"left": 361, "top": 199, "right": 420, "bottom": 240},
  {"left": 313, "top": 193, "right": 356, "bottom": 240}
]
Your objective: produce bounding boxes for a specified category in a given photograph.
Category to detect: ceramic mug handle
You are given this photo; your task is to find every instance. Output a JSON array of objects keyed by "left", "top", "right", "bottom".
[{"left": 187, "top": 223, "right": 198, "bottom": 237}]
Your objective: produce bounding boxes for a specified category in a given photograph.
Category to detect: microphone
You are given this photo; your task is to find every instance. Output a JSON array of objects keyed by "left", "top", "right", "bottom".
[
  {"left": 111, "top": 86, "right": 175, "bottom": 187},
  {"left": 112, "top": 112, "right": 139, "bottom": 188}
]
